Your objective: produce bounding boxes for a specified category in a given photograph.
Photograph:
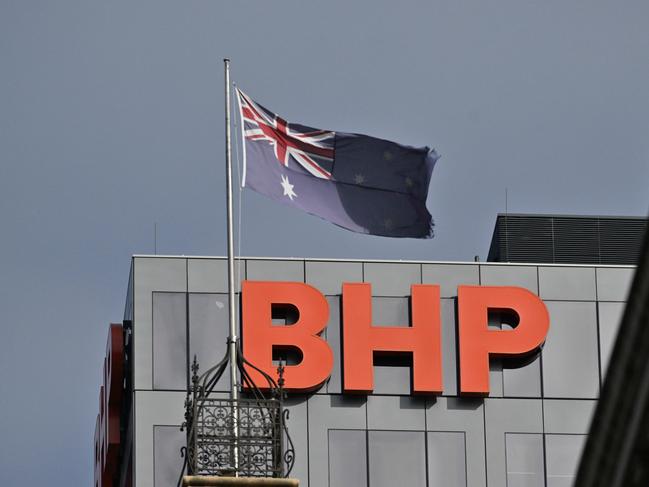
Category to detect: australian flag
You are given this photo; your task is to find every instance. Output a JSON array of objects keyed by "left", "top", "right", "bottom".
[{"left": 237, "top": 89, "right": 439, "bottom": 238}]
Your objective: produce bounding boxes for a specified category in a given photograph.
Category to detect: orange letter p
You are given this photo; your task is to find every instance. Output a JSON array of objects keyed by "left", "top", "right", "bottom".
[{"left": 458, "top": 286, "right": 550, "bottom": 395}]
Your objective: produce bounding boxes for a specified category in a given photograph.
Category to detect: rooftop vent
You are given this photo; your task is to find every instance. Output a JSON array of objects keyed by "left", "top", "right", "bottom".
[{"left": 487, "top": 214, "right": 647, "bottom": 265}]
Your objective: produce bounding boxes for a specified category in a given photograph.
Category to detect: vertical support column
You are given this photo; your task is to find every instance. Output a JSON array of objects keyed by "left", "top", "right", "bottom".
[{"left": 224, "top": 58, "right": 239, "bottom": 474}]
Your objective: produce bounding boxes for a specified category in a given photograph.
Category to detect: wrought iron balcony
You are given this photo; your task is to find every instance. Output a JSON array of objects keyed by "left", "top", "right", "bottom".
[
  {"left": 179, "top": 349, "right": 296, "bottom": 486},
  {"left": 188, "top": 397, "right": 287, "bottom": 477}
]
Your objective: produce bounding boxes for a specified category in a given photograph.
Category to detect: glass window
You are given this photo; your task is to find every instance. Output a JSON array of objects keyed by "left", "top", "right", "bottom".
[
  {"left": 368, "top": 431, "right": 426, "bottom": 487},
  {"left": 428, "top": 431, "right": 467, "bottom": 487},
  {"left": 505, "top": 433, "right": 544, "bottom": 487},
  {"left": 188, "top": 293, "right": 230, "bottom": 391},
  {"left": 152, "top": 292, "right": 186, "bottom": 390},
  {"left": 153, "top": 426, "right": 185, "bottom": 487},
  {"left": 545, "top": 434, "right": 586, "bottom": 487},
  {"left": 328, "top": 430, "right": 367, "bottom": 487}
]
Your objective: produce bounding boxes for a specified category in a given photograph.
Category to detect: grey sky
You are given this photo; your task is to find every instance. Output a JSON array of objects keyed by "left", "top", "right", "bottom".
[{"left": 1, "top": 0, "right": 648, "bottom": 484}]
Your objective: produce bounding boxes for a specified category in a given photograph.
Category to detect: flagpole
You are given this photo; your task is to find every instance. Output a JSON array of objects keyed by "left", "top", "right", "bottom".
[{"left": 224, "top": 57, "right": 239, "bottom": 475}]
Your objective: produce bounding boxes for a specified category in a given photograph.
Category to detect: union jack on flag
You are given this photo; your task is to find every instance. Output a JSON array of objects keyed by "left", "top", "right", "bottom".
[
  {"left": 235, "top": 88, "right": 439, "bottom": 239},
  {"left": 237, "top": 89, "right": 335, "bottom": 180}
]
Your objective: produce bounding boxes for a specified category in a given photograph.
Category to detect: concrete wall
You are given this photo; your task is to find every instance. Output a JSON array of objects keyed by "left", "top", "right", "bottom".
[{"left": 128, "top": 256, "right": 634, "bottom": 487}]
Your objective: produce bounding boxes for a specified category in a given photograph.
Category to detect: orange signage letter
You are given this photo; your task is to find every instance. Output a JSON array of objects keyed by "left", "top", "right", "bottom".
[
  {"left": 457, "top": 286, "right": 550, "bottom": 395},
  {"left": 342, "top": 283, "right": 442, "bottom": 394},
  {"left": 242, "top": 280, "right": 334, "bottom": 392}
]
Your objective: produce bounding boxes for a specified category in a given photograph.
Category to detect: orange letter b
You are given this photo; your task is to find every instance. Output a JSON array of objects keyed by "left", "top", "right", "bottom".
[{"left": 241, "top": 280, "right": 334, "bottom": 392}]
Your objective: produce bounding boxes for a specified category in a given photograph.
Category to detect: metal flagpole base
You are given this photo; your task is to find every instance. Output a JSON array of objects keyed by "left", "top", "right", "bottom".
[{"left": 182, "top": 476, "right": 299, "bottom": 486}]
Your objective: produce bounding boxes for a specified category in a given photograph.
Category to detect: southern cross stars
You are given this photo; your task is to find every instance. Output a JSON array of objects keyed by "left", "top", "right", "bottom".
[{"left": 280, "top": 174, "right": 297, "bottom": 201}]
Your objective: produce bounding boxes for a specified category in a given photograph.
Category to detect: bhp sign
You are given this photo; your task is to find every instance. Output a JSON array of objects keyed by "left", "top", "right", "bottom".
[{"left": 242, "top": 281, "right": 550, "bottom": 395}]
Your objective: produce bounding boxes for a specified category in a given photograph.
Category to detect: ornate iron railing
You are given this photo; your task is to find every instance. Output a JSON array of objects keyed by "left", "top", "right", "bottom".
[
  {"left": 179, "top": 347, "right": 295, "bottom": 484},
  {"left": 190, "top": 397, "right": 283, "bottom": 477}
]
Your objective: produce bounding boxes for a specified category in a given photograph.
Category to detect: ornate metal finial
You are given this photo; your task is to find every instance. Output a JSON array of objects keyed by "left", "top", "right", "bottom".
[
  {"left": 277, "top": 362, "right": 285, "bottom": 388},
  {"left": 191, "top": 355, "right": 200, "bottom": 387},
  {"left": 181, "top": 395, "right": 191, "bottom": 433},
  {"left": 277, "top": 361, "right": 286, "bottom": 400}
]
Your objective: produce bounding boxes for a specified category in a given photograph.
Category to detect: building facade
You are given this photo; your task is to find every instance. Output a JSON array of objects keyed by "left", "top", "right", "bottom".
[{"left": 95, "top": 255, "right": 635, "bottom": 487}]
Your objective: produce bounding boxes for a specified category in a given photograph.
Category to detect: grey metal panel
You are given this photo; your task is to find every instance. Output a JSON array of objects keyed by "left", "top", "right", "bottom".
[
  {"left": 538, "top": 266, "right": 597, "bottom": 301},
  {"left": 363, "top": 262, "right": 421, "bottom": 296},
  {"left": 505, "top": 433, "right": 545, "bottom": 487},
  {"left": 305, "top": 261, "right": 362, "bottom": 295},
  {"left": 368, "top": 431, "right": 427, "bottom": 487},
  {"left": 284, "top": 397, "right": 309, "bottom": 487},
  {"left": 371, "top": 297, "right": 409, "bottom": 326},
  {"left": 153, "top": 426, "right": 185, "bottom": 487},
  {"left": 421, "top": 263, "right": 479, "bottom": 298},
  {"left": 367, "top": 395, "right": 426, "bottom": 431},
  {"left": 372, "top": 365, "right": 412, "bottom": 395},
  {"left": 188, "top": 293, "right": 231, "bottom": 392},
  {"left": 542, "top": 302, "right": 600, "bottom": 399},
  {"left": 133, "top": 257, "right": 187, "bottom": 391},
  {"left": 543, "top": 400, "right": 596, "bottom": 434},
  {"left": 134, "top": 391, "right": 188, "bottom": 487},
  {"left": 545, "top": 434, "right": 587, "bottom": 487},
  {"left": 502, "top": 321, "right": 542, "bottom": 398},
  {"left": 484, "top": 397, "right": 544, "bottom": 432},
  {"left": 488, "top": 361, "right": 504, "bottom": 398},
  {"left": 426, "top": 397, "right": 486, "bottom": 487},
  {"left": 441, "top": 299, "right": 458, "bottom": 396},
  {"left": 595, "top": 267, "right": 634, "bottom": 302},
  {"left": 328, "top": 430, "right": 367, "bottom": 487},
  {"left": 479, "top": 265, "right": 539, "bottom": 294},
  {"left": 597, "top": 302, "right": 625, "bottom": 378},
  {"left": 503, "top": 355, "right": 542, "bottom": 398},
  {"left": 324, "top": 296, "right": 341, "bottom": 394},
  {"left": 187, "top": 258, "right": 230, "bottom": 293},
  {"left": 152, "top": 292, "right": 187, "bottom": 391},
  {"left": 427, "top": 431, "right": 467, "bottom": 487},
  {"left": 245, "top": 259, "right": 305, "bottom": 282},
  {"left": 484, "top": 398, "right": 543, "bottom": 487},
  {"left": 308, "top": 395, "right": 367, "bottom": 487}
]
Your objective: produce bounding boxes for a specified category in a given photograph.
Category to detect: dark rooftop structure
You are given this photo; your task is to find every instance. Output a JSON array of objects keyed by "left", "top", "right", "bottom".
[{"left": 487, "top": 214, "right": 647, "bottom": 265}]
